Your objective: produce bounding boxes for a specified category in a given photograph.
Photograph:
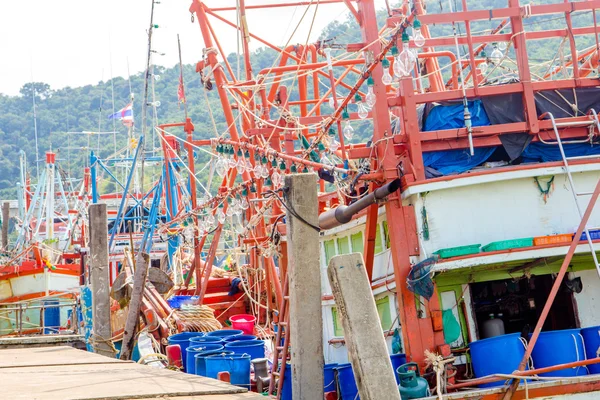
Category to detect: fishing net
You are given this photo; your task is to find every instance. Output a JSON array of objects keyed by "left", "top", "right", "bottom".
[{"left": 406, "top": 256, "right": 438, "bottom": 300}]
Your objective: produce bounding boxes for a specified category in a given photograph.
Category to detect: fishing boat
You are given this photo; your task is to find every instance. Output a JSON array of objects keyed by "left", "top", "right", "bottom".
[{"left": 155, "top": 0, "right": 600, "bottom": 398}]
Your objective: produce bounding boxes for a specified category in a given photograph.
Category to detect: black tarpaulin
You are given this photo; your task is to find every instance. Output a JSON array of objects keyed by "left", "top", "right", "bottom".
[{"left": 499, "top": 133, "right": 533, "bottom": 161}]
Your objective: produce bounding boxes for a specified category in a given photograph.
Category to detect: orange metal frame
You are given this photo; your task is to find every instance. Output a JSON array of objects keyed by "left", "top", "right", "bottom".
[{"left": 176, "top": 0, "right": 600, "bottom": 378}]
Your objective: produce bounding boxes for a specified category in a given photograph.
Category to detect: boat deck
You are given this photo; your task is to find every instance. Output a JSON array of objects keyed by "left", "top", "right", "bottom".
[{"left": 0, "top": 346, "right": 264, "bottom": 400}]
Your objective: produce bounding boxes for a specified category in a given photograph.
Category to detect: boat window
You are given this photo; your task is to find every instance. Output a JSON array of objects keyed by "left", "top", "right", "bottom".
[
  {"left": 337, "top": 237, "right": 350, "bottom": 255},
  {"left": 331, "top": 307, "right": 344, "bottom": 337},
  {"left": 350, "top": 231, "right": 364, "bottom": 254},
  {"left": 382, "top": 221, "right": 390, "bottom": 249},
  {"left": 324, "top": 239, "right": 336, "bottom": 265},
  {"left": 376, "top": 296, "right": 392, "bottom": 331},
  {"left": 375, "top": 224, "right": 383, "bottom": 254}
]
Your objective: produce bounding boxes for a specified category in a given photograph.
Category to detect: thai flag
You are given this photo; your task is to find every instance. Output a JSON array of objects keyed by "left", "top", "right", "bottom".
[{"left": 108, "top": 103, "right": 134, "bottom": 127}]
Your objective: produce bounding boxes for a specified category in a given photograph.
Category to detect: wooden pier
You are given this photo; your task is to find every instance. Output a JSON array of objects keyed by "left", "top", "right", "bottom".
[{"left": 0, "top": 346, "right": 264, "bottom": 400}]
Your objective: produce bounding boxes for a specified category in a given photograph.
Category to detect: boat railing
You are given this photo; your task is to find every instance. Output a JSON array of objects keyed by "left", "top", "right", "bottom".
[{"left": 0, "top": 298, "right": 79, "bottom": 337}]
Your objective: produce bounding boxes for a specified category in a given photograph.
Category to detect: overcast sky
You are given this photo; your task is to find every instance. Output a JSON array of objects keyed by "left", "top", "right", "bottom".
[{"left": 0, "top": 0, "right": 387, "bottom": 97}]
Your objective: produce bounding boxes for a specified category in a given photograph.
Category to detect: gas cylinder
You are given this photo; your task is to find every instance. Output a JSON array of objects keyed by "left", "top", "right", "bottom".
[{"left": 397, "top": 362, "right": 430, "bottom": 399}]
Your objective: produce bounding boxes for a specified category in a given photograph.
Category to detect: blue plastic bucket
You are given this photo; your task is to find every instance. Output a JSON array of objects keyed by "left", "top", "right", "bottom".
[
  {"left": 205, "top": 353, "right": 251, "bottom": 388},
  {"left": 206, "top": 329, "right": 243, "bottom": 339},
  {"left": 186, "top": 344, "right": 223, "bottom": 375},
  {"left": 190, "top": 336, "right": 223, "bottom": 346},
  {"left": 324, "top": 363, "right": 339, "bottom": 393},
  {"left": 224, "top": 339, "right": 265, "bottom": 360},
  {"left": 167, "top": 332, "right": 200, "bottom": 372},
  {"left": 470, "top": 333, "right": 527, "bottom": 388},
  {"left": 194, "top": 350, "right": 234, "bottom": 376},
  {"left": 335, "top": 363, "right": 359, "bottom": 400},
  {"left": 43, "top": 300, "right": 60, "bottom": 334},
  {"left": 223, "top": 334, "right": 257, "bottom": 343},
  {"left": 581, "top": 326, "right": 600, "bottom": 374},
  {"left": 390, "top": 353, "right": 408, "bottom": 384},
  {"left": 531, "top": 329, "right": 588, "bottom": 377}
]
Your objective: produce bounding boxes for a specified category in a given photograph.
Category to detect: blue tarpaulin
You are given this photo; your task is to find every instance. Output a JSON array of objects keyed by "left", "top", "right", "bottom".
[
  {"left": 423, "top": 100, "right": 491, "bottom": 132},
  {"left": 521, "top": 142, "right": 600, "bottom": 163},
  {"left": 423, "top": 147, "right": 496, "bottom": 175},
  {"left": 421, "top": 100, "right": 494, "bottom": 175}
]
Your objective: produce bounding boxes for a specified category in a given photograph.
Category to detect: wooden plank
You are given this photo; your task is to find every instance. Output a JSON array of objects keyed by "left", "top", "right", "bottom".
[
  {"left": 132, "top": 394, "right": 265, "bottom": 400},
  {"left": 0, "top": 346, "right": 128, "bottom": 368},
  {"left": 328, "top": 253, "right": 401, "bottom": 400},
  {"left": 0, "top": 363, "right": 248, "bottom": 399}
]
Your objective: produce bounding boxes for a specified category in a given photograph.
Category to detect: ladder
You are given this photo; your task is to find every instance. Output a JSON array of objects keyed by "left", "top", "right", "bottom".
[
  {"left": 268, "top": 276, "right": 291, "bottom": 398},
  {"left": 543, "top": 110, "right": 600, "bottom": 276}
]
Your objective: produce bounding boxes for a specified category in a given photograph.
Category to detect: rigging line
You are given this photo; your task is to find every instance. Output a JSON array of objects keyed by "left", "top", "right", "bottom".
[
  {"left": 30, "top": 58, "right": 40, "bottom": 180},
  {"left": 155, "top": 128, "right": 211, "bottom": 196},
  {"left": 109, "top": 32, "right": 117, "bottom": 155},
  {"left": 97, "top": 69, "right": 105, "bottom": 155},
  {"left": 265, "top": 0, "right": 320, "bottom": 145}
]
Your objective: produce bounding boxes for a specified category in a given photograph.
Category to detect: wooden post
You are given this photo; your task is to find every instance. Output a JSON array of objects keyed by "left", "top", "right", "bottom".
[
  {"left": 88, "top": 204, "right": 114, "bottom": 358},
  {"left": 328, "top": 253, "right": 401, "bottom": 400},
  {"left": 2, "top": 202, "right": 9, "bottom": 250},
  {"left": 120, "top": 251, "right": 150, "bottom": 360},
  {"left": 285, "top": 173, "right": 324, "bottom": 400}
]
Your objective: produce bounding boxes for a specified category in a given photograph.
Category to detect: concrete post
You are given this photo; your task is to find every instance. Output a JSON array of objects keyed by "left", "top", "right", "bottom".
[
  {"left": 88, "top": 204, "right": 114, "bottom": 358},
  {"left": 2, "top": 202, "right": 9, "bottom": 250},
  {"left": 328, "top": 253, "right": 401, "bottom": 400},
  {"left": 285, "top": 173, "right": 324, "bottom": 400}
]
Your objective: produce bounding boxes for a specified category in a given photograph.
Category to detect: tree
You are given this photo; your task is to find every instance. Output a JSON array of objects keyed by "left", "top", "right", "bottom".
[{"left": 19, "top": 82, "right": 53, "bottom": 101}]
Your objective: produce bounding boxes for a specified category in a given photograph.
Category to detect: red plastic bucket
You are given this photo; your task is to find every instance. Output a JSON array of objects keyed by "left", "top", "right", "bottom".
[{"left": 230, "top": 314, "right": 256, "bottom": 335}]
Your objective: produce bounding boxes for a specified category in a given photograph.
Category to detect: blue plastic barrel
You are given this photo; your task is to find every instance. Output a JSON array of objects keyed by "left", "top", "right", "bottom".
[
  {"left": 335, "top": 363, "right": 359, "bottom": 400},
  {"left": 531, "top": 329, "right": 588, "bottom": 377},
  {"left": 190, "top": 336, "right": 223, "bottom": 346},
  {"left": 223, "top": 334, "right": 257, "bottom": 343},
  {"left": 167, "top": 332, "right": 199, "bottom": 372},
  {"left": 186, "top": 344, "right": 223, "bottom": 375},
  {"left": 324, "top": 363, "right": 339, "bottom": 393},
  {"left": 43, "top": 300, "right": 60, "bottom": 334},
  {"left": 205, "top": 354, "right": 251, "bottom": 388},
  {"left": 206, "top": 329, "right": 243, "bottom": 339},
  {"left": 581, "top": 326, "right": 600, "bottom": 374},
  {"left": 390, "top": 353, "right": 408, "bottom": 384},
  {"left": 470, "top": 333, "right": 527, "bottom": 388},
  {"left": 194, "top": 350, "right": 234, "bottom": 376},
  {"left": 281, "top": 363, "right": 292, "bottom": 400},
  {"left": 224, "top": 339, "right": 265, "bottom": 360}
]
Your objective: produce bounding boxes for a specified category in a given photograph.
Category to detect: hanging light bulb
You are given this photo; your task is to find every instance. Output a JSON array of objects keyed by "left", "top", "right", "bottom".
[
  {"left": 478, "top": 50, "right": 488, "bottom": 74},
  {"left": 236, "top": 159, "right": 245, "bottom": 174},
  {"left": 498, "top": 41, "right": 507, "bottom": 51},
  {"left": 398, "top": 31, "right": 416, "bottom": 76},
  {"left": 365, "top": 76, "right": 376, "bottom": 108},
  {"left": 226, "top": 201, "right": 234, "bottom": 217},
  {"left": 272, "top": 170, "right": 282, "bottom": 188},
  {"left": 328, "top": 97, "right": 335, "bottom": 108},
  {"left": 342, "top": 108, "right": 354, "bottom": 140},
  {"left": 240, "top": 197, "right": 249, "bottom": 210},
  {"left": 320, "top": 152, "right": 333, "bottom": 167},
  {"left": 217, "top": 207, "right": 226, "bottom": 224},
  {"left": 490, "top": 44, "right": 503, "bottom": 65},
  {"left": 244, "top": 159, "right": 253, "bottom": 172},
  {"left": 412, "top": 18, "right": 426, "bottom": 48},
  {"left": 328, "top": 129, "right": 340, "bottom": 152},
  {"left": 381, "top": 58, "right": 393, "bottom": 85},
  {"left": 355, "top": 93, "right": 368, "bottom": 119},
  {"left": 215, "top": 157, "right": 228, "bottom": 177},
  {"left": 206, "top": 213, "right": 215, "bottom": 227},
  {"left": 391, "top": 46, "right": 404, "bottom": 78}
]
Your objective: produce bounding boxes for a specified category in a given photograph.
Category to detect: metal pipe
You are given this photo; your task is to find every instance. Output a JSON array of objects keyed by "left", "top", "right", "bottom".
[
  {"left": 319, "top": 179, "right": 401, "bottom": 229},
  {"left": 449, "top": 356, "right": 600, "bottom": 390}
]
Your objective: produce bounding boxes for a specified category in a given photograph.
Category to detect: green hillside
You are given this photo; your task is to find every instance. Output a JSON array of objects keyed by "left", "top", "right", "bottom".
[{"left": 0, "top": 1, "right": 596, "bottom": 199}]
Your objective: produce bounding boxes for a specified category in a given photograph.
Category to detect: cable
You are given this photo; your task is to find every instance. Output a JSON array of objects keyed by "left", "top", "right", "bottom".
[{"left": 263, "top": 188, "right": 320, "bottom": 232}]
